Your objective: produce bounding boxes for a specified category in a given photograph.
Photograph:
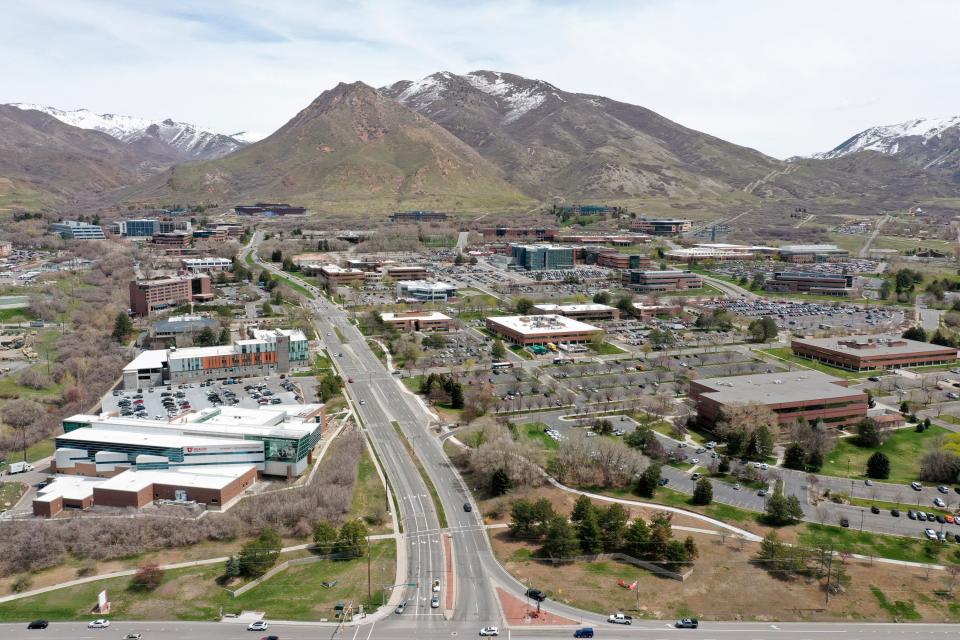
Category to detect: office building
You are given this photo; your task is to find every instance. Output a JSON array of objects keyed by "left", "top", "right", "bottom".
[
  {"left": 121, "top": 328, "right": 308, "bottom": 387},
  {"left": 531, "top": 303, "right": 620, "bottom": 321},
  {"left": 690, "top": 371, "right": 868, "bottom": 430},
  {"left": 181, "top": 257, "right": 233, "bottom": 273},
  {"left": 395, "top": 280, "right": 458, "bottom": 302},
  {"left": 381, "top": 311, "right": 455, "bottom": 332},
  {"left": 384, "top": 265, "right": 429, "bottom": 280},
  {"left": 557, "top": 204, "right": 620, "bottom": 217},
  {"left": 629, "top": 218, "right": 692, "bottom": 236},
  {"left": 129, "top": 274, "right": 213, "bottom": 317},
  {"left": 580, "top": 248, "right": 651, "bottom": 270},
  {"left": 485, "top": 314, "right": 602, "bottom": 346},
  {"left": 151, "top": 232, "right": 191, "bottom": 247},
  {"left": 665, "top": 244, "right": 764, "bottom": 262},
  {"left": 234, "top": 203, "right": 307, "bottom": 216},
  {"left": 309, "top": 264, "right": 366, "bottom": 286},
  {"left": 480, "top": 227, "right": 558, "bottom": 242},
  {"left": 556, "top": 234, "right": 650, "bottom": 246},
  {"left": 510, "top": 244, "right": 575, "bottom": 270},
  {"left": 777, "top": 244, "right": 849, "bottom": 263},
  {"left": 791, "top": 336, "right": 959, "bottom": 371},
  {"left": 150, "top": 315, "right": 219, "bottom": 341},
  {"left": 49, "top": 220, "right": 106, "bottom": 240},
  {"left": 621, "top": 270, "right": 703, "bottom": 292},
  {"left": 766, "top": 272, "right": 859, "bottom": 297},
  {"left": 389, "top": 210, "right": 448, "bottom": 223}
]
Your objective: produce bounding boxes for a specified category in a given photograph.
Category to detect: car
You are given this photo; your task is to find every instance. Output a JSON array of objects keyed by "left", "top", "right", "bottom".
[
  {"left": 918, "top": 511, "right": 927, "bottom": 521},
  {"left": 840, "top": 518, "right": 849, "bottom": 528},
  {"left": 479, "top": 627, "right": 500, "bottom": 636},
  {"left": 464, "top": 502, "right": 473, "bottom": 512},
  {"left": 937, "top": 514, "right": 947, "bottom": 524},
  {"left": 431, "top": 595, "right": 440, "bottom": 608},
  {"left": 433, "top": 579, "right": 442, "bottom": 592},
  {"left": 395, "top": 601, "right": 407, "bottom": 614},
  {"left": 88, "top": 619, "right": 110, "bottom": 628},
  {"left": 690, "top": 458, "right": 700, "bottom": 465},
  {"left": 733, "top": 483, "right": 741, "bottom": 490},
  {"left": 947, "top": 515, "right": 955, "bottom": 524},
  {"left": 939, "top": 485, "right": 950, "bottom": 494},
  {"left": 573, "top": 629, "right": 594, "bottom": 638},
  {"left": 868, "top": 376, "right": 881, "bottom": 382},
  {"left": 27, "top": 620, "right": 49, "bottom": 629},
  {"left": 891, "top": 509, "right": 900, "bottom": 517},
  {"left": 871, "top": 506, "right": 880, "bottom": 514},
  {"left": 908, "top": 509, "right": 917, "bottom": 519},
  {"left": 526, "top": 588, "right": 547, "bottom": 602},
  {"left": 954, "top": 533, "right": 960, "bottom": 544},
  {"left": 934, "top": 497, "right": 946, "bottom": 508},
  {"left": 247, "top": 621, "right": 268, "bottom": 631},
  {"left": 912, "top": 482, "right": 923, "bottom": 491},
  {"left": 359, "top": 399, "right": 365, "bottom": 405},
  {"left": 760, "top": 463, "right": 769, "bottom": 470},
  {"left": 758, "top": 489, "right": 767, "bottom": 497},
  {"left": 675, "top": 618, "right": 699, "bottom": 629},
  {"left": 260, "top": 636, "right": 279, "bottom": 640},
  {"left": 939, "top": 531, "right": 948, "bottom": 542},
  {"left": 925, "top": 528, "right": 938, "bottom": 540},
  {"left": 865, "top": 479, "right": 873, "bottom": 486}
]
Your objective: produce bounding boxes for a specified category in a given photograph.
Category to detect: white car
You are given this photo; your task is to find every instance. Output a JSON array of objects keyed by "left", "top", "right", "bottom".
[
  {"left": 934, "top": 497, "right": 946, "bottom": 508},
  {"left": 88, "top": 619, "right": 110, "bottom": 628},
  {"left": 431, "top": 595, "right": 440, "bottom": 608},
  {"left": 432, "top": 579, "right": 441, "bottom": 592},
  {"left": 247, "top": 620, "right": 268, "bottom": 631},
  {"left": 479, "top": 627, "right": 500, "bottom": 636},
  {"left": 690, "top": 458, "right": 699, "bottom": 464},
  {"left": 925, "top": 528, "right": 938, "bottom": 540}
]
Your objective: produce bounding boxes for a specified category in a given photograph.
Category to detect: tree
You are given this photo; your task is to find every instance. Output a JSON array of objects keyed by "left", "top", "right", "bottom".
[
  {"left": 130, "top": 563, "right": 164, "bottom": 591},
  {"left": 598, "top": 504, "right": 629, "bottom": 551},
  {"left": 270, "top": 248, "right": 282, "bottom": 262},
  {"left": 747, "top": 425, "right": 775, "bottom": 460},
  {"left": 866, "top": 451, "right": 891, "bottom": 479},
  {"left": 224, "top": 555, "right": 240, "bottom": 579},
  {"left": 902, "top": 326, "right": 927, "bottom": 342},
  {"left": 854, "top": 418, "right": 884, "bottom": 448},
  {"left": 312, "top": 521, "right": 338, "bottom": 554},
  {"left": 571, "top": 495, "right": 595, "bottom": 523},
  {"left": 111, "top": 312, "right": 133, "bottom": 343},
  {"left": 218, "top": 327, "right": 230, "bottom": 345},
  {"left": 338, "top": 520, "right": 369, "bottom": 556},
  {"left": 783, "top": 442, "right": 807, "bottom": 470},
  {"left": 593, "top": 291, "right": 611, "bottom": 304},
  {"left": 624, "top": 517, "right": 650, "bottom": 557},
  {"left": 454, "top": 253, "right": 465, "bottom": 265},
  {"left": 806, "top": 449, "right": 824, "bottom": 471},
  {"left": 763, "top": 481, "right": 804, "bottom": 526},
  {"left": 238, "top": 529, "right": 282, "bottom": 577},
  {"left": 194, "top": 325, "right": 216, "bottom": 347},
  {"left": 748, "top": 317, "right": 778, "bottom": 342},
  {"left": 577, "top": 508, "right": 603, "bottom": 554},
  {"left": 490, "top": 467, "right": 512, "bottom": 496},
  {"left": 542, "top": 515, "right": 579, "bottom": 560},
  {"left": 633, "top": 464, "right": 661, "bottom": 498},
  {"left": 514, "top": 297, "right": 534, "bottom": 314},
  {"left": 692, "top": 478, "right": 713, "bottom": 505},
  {"left": 491, "top": 339, "right": 507, "bottom": 360},
  {"left": 879, "top": 279, "right": 891, "bottom": 300},
  {"left": 450, "top": 383, "right": 465, "bottom": 409},
  {"left": 1, "top": 399, "right": 44, "bottom": 460}
]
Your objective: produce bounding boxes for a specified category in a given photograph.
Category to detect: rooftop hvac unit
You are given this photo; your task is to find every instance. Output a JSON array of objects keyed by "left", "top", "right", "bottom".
[{"left": 174, "top": 489, "right": 188, "bottom": 502}]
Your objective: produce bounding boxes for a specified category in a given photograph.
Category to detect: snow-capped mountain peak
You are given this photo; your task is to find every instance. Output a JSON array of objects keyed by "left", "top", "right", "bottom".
[
  {"left": 6, "top": 103, "right": 250, "bottom": 161},
  {"left": 815, "top": 115, "right": 960, "bottom": 160}
]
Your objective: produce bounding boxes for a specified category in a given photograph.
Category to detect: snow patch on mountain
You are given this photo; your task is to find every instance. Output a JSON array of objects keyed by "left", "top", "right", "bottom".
[
  {"left": 815, "top": 115, "right": 960, "bottom": 159},
  {"left": 464, "top": 71, "right": 547, "bottom": 123},
  {"left": 7, "top": 103, "right": 248, "bottom": 160},
  {"left": 395, "top": 72, "right": 452, "bottom": 108}
]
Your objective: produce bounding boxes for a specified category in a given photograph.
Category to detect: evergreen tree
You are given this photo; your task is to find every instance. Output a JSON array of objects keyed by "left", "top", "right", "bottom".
[
  {"left": 783, "top": 442, "right": 807, "bottom": 470},
  {"left": 449, "top": 383, "right": 465, "bottom": 409},
  {"left": 571, "top": 495, "right": 595, "bottom": 523},
  {"left": 271, "top": 248, "right": 282, "bottom": 262},
  {"left": 312, "top": 521, "right": 338, "bottom": 554},
  {"left": 542, "top": 515, "right": 579, "bottom": 560},
  {"left": 624, "top": 517, "right": 650, "bottom": 558},
  {"left": 218, "top": 327, "right": 231, "bottom": 345},
  {"left": 598, "top": 504, "right": 629, "bottom": 552},
  {"left": 633, "top": 464, "right": 661, "bottom": 498},
  {"left": 577, "top": 509, "right": 603, "bottom": 554},
  {"left": 806, "top": 449, "right": 823, "bottom": 471},
  {"left": 490, "top": 467, "right": 512, "bottom": 496},
  {"left": 491, "top": 339, "right": 507, "bottom": 360},
  {"left": 195, "top": 325, "right": 216, "bottom": 346},
  {"left": 238, "top": 529, "right": 282, "bottom": 577},
  {"left": 692, "top": 478, "right": 713, "bottom": 505},
  {"left": 112, "top": 312, "right": 133, "bottom": 343},
  {"left": 224, "top": 555, "right": 240, "bottom": 578},
  {"left": 337, "top": 520, "right": 369, "bottom": 556},
  {"left": 866, "top": 451, "right": 891, "bottom": 479}
]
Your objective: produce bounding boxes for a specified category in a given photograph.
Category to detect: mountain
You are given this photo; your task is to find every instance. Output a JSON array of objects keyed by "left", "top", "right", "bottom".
[
  {"left": 7, "top": 103, "right": 250, "bottom": 162},
  {"left": 0, "top": 104, "right": 150, "bottom": 209},
  {"left": 124, "top": 81, "right": 532, "bottom": 212},
  {"left": 815, "top": 116, "right": 960, "bottom": 171},
  {"left": 382, "top": 70, "right": 785, "bottom": 200}
]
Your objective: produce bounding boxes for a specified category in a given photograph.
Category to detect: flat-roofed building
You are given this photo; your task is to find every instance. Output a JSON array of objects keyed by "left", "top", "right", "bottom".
[
  {"left": 121, "top": 328, "right": 308, "bottom": 387},
  {"left": 778, "top": 244, "right": 849, "bottom": 263},
  {"left": 151, "top": 315, "right": 219, "bottom": 341},
  {"left": 531, "top": 303, "right": 620, "bottom": 321},
  {"left": 385, "top": 265, "right": 429, "bottom": 280},
  {"left": 556, "top": 234, "right": 650, "bottom": 246},
  {"left": 510, "top": 244, "right": 575, "bottom": 270},
  {"left": 389, "top": 210, "right": 448, "bottom": 223},
  {"left": 129, "top": 274, "right": 212, "bottom": 316},
  {"left": 49, "top": 220, "right": 106, "bottom": 240},
  {"left": 485, "top": 314, "right": 602, "bottom": 346},
  {"left": 181, "top": 257, "right": 232, "bottom": 273},
  {"left": 395, "top": 280, "right": 458, "bottom": 302},
  {"left": 666, "top": 244, "right": 763, "bottom": 262},
  {"left": 151, "top": 231, "right": 191, "bottom": 246},
  {"left": 92, "top": 464, "right": 257, "bottom": 510},
  {"left": 310, "top": 264, "right": 366, "bottom": 286},
  {"left": 766, "top": 271, "right": 859, "bottom": 297},
  {"left": 381, "top": 311, "right": 454, "bottom": 332},
  {"left": 621, "top": 269, "right": 703, "bottom": 292},
  {"left": 791, "top": 335, "right": 959, "bottom": 371},
  {"left": 690, "top": 370, "right": 868, "bottom": 430},
  {"left": 481, "top": 227, "right": 558, "bottom": 242},
  {"left": 629, "top": 218, "right": 692, "bottom": 236}
]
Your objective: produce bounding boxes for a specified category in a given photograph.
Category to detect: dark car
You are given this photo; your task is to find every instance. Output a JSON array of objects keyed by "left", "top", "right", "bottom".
[
  {"left": 891, "top": 509, "right": 900, "bottom": 517},
  {"left": 840, "top": 518, "right": 850, "bottom": 528},
  {"left": 27, "top": 620, "right": 49, "bottom": 629},
  {"left": 908, "top": 509, "right": 916, "bottom": 520},
  {"left": 937, "top": 515, "right": 947, "bottom": 524},
  {"left": 573, "top": 629, "right": 594, "bottom": 638},
  {"left": 871, "top": 506, "right": 880, "bottom": 514},
  {"left": 464, "top": 502, "right": 473, "bottom": 512},
  {"left": 658, "top": 478, "right": 669, "bottom": 486},
  {"left": 526, "top": 588, "right": 547, "bottom": 602},
  {"left": 676, "top": 618, "right": 699, "bottom": 629}
]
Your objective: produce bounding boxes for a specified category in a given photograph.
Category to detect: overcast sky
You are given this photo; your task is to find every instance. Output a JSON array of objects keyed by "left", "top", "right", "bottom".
[{"left": 3, "top": 0, "right": 959, "bottom": 158}]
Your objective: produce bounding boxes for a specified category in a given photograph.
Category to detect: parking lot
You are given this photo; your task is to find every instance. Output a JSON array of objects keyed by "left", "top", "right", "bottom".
[
  {"left": 712, "top": 259, "right": 883, "bottom": 278},
  {"left": 704, "top": 299, "right": 904, "bottom": 332},
  {"left": 102, "top": 375, "right": 303, "bottom": 419}
]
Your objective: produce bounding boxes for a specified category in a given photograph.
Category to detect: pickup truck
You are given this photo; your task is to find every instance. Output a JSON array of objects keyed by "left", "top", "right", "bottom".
[{"left": 607, "top": 613, "right": 633, "bottom": 625}]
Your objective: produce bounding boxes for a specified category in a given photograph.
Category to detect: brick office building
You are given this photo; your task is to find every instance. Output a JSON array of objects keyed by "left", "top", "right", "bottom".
[
  {"left": 791, "top": 336, "right": 959, "bottom": 371},
  {"left": 129, "top": 274, "right": 213, "bottom": 316},
  {"left": 485, "top": 314, "right": 602, "bottom": 346}
]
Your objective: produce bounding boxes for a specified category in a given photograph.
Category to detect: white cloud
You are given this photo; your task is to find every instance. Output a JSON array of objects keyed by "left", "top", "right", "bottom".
[{"left": 1, "top": 0, "right": 958, "bottom": 157}]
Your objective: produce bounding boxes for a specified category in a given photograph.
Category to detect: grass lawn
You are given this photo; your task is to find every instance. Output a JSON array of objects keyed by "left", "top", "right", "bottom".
[
  {"left": 799, "top": 524, "right": 943, "bottom": 564},
  {"left": 592, "top": 341, "right": 626, "bottom": 355},
  {"left": 0, "top": 481, "right": 26, "bottom": 510},
  {"left": 352, "top": 447, "right": 391, "bottom": 534},
  {"left": 0, "top": 437, "right": 56, "bottom": 473},
  {"left": 820, "top": 426, "right": 949, "bottom": 484},
  {"left": 653, "top": 487, "right": 763, "bottom": 526},
  {"left": 0, "top": 307, "right": 36, "bottom": 323},
  {"left": 516, "top": 422, "right": 560, "bottom": 451},
  {"left": 333, "top": 326, "right": 346, "bottom": 342},
  {"left": 275, "top": 271, "right": 315, "bottom": 300},
  {"left": 759, "top": 348, "right": 874, "bottom": 380},
  {"left": 662, "top": 282, "right": 724, "bottom": 297},
  {"left": 509, "top": 345, "right": 533, "bottom": 359},
  {"left": 402, "top": 375, "right": 424, "bottom": 393},
  {"left": 0, "top": 540, "right": 396, "bottom": 622}
]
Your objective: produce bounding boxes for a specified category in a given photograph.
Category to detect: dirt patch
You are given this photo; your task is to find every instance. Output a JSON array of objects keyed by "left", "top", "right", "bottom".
[
  {"left": 490, "top": 529, "right": 960, "bottom": 622},
  {"left": 496, "top": 587, "right": 578, "bottom": 625}
]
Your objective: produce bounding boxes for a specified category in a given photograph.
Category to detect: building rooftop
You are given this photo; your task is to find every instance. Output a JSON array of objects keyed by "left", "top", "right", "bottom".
[
  {"left": 510, "top": 243, "right": 571, "bottom": 251},
  {"left": 382, "top": 311, "right": 452, "bottom": 322},
  {"left": 34, "top": 475, "right": 103, "bottom": 503},
  {"left": 487, "top": 314, "right": 601, "bottom": 336},
  {"left": 152, "top": 316, "right": 218, "bottom": 333},
  {"left": 396, "top": 280, "right": 456, "bottom": 291},
  {"left": 59, "top": 425, "right": 251, "bottom": 449},
  {"left": 319, "top": 264, "right": 362, "bottom": 274},
  {"left": 793, "top": 335, "right": 958, "bottom": 357},
  {"left": 696, "top": 371, "right": 864, "bottom": 405},
  {"left": 95, "top": 464, "right": 257, "bottom": 493},
  {"left": 532, "top": 303, "right": 616, "bottom": 313},
  {"left": 778, "top": 244, "right": 845, "bottom": 253},
  {"left": 250, "top": 328, "right": 308, "bottom": 342},
  {"left": 123, "top": 349, "right": 168, "bottom": 372}
]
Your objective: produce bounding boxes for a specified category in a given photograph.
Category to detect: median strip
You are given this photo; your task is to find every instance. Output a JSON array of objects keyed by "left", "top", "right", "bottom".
[{"left": 391, "top": 420, "right": 448, "bottom": 528}]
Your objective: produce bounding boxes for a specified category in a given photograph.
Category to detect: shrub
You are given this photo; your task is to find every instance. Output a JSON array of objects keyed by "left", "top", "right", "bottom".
[{"left": 130, "top": 563, "right": 164, "bottom": 591}]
